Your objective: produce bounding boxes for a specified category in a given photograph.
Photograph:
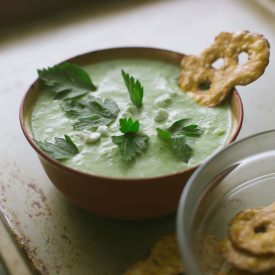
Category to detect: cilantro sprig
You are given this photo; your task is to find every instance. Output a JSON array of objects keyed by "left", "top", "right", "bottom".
[
  {"left": 38, "top": 62, "right": 97, "bottom": 100},
  {"left": 62, "top": 95, "right": 120, "bottom": 131},
  {"left": 112, "top": 117, "right": 149, "bottom": 161},
  {"left": 121, "top": 70, "right": 143, "bottom": 108},
  {"left": 157, "top": 119, "right": 202, "bottom": 163},
  {"left": 36, "top": 135, "right": 79, "bottom": 160}
]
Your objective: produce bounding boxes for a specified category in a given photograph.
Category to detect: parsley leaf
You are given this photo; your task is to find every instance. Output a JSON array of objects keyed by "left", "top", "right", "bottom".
[
  {"left": 170, "top": 135, "right": 192, "bottom": 163},
  {"left": 63, "top": 96, "right": 119, "bottom": 118},
  {"left": 119, "top": 117, "right": 140, "bottom": 133},
  {"left": 62, "top": 95, "right": 120, "bottom": 131},
  {"left": 156, "top": 128, "right": 171, "bottom": 141},
  {"left": 112, "top": 117, "right": 149, "bottom": 161},
  {"left": 38, "top": 62, "right": 97, "bottom": 100},
  {"left": 74, "top": 115, "right": 115, "bottom": 131},
  {"left": 121, "top": 70, "right": 143, "bottom": 108},
  {"left": 36, "top": 135, "right": 79, "bottom": 160},
  {"left": 181, "top": 124, "right": 202, "bottom": 137},
  {"left": 168, "top": 118, "right": 202, "bottom": 137},
  {"left": 168, "top": 118, "right": 190, "bottom": 133},
  {"left": 157, "top": 119, "right": 202, "bottom": 162},
  {"left": 112, "top": 134, "right": 149, "bottom": 161}
]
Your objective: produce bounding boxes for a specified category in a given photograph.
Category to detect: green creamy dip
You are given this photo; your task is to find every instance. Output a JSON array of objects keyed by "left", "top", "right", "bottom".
[{"left": 31, "top": 59, "right": 232, "bottom": 178}]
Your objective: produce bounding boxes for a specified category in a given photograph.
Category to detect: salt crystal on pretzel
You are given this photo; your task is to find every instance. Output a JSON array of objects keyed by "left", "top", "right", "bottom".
[{"left": 179, "top": 31, "right": 270, "bottom": 107}]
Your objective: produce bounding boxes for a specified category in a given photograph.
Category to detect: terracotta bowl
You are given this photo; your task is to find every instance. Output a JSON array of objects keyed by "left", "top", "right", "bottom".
[{"left": 19, "top": 47, "right": 243, "bottom": 220}]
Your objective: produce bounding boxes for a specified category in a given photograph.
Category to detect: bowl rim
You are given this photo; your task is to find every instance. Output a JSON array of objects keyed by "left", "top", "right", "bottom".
[
  {"left": 176, "top": 129, "right": 275, "bottom": 274},
  {"left": 19, "top": 46, "right": 243, "bottom": 182}
]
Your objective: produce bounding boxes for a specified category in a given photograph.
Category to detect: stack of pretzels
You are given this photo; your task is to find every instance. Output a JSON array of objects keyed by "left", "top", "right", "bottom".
[{"left": 219, "top": 202, "right": 275, "bottom": 274}]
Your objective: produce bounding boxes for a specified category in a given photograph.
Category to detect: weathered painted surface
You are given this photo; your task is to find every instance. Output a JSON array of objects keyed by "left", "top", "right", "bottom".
[
  {"left": 0, "top": 0, "right": 275, "bottom": 274},
  {"left": 0, "top": 157, "right": 175, "bottom": 275}
]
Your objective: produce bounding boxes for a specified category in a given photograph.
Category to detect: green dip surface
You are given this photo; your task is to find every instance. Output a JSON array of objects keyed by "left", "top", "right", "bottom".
[{"left": 31, "top": 59, "right": 232, "bottom": 178}]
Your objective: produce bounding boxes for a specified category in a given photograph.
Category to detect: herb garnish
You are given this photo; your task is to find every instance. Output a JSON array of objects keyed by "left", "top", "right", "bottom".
[
  {"left": 38, "top": 62, "right": 97, "bottom": 100},
  {"left": 63, "top": 95, "right": 120, "bottom": 131},
  {"left": 112, "top": 117, "right": 149, "bottom": 161},
  {"left": 121, "top": 70, "right": 144, "bottom": 108},
  {"left": 157, "top": 119, "right": 202, "bottom": 162},
  {"left": 36, "top": 135, "right": 79, "bottom": 160}
]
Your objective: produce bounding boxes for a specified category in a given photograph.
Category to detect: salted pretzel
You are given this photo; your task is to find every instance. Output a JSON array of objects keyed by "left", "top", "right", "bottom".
[
  {"left": 179, "top": 31, "right": 270, "bottom": 106},
  {"left": 228, "top": 202, "right": 275, "bottom": 255},
  {"left": 221, "top": 238, "right": 275, "bottom": 273},
  {"left": 124, "top": 235, "right": 184, "bottom": 275}
]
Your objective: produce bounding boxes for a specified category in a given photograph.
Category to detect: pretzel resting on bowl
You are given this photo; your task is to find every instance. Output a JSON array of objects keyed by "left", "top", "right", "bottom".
[{"left": 179, "top": 31, "right": 270, "bottom": 107}]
